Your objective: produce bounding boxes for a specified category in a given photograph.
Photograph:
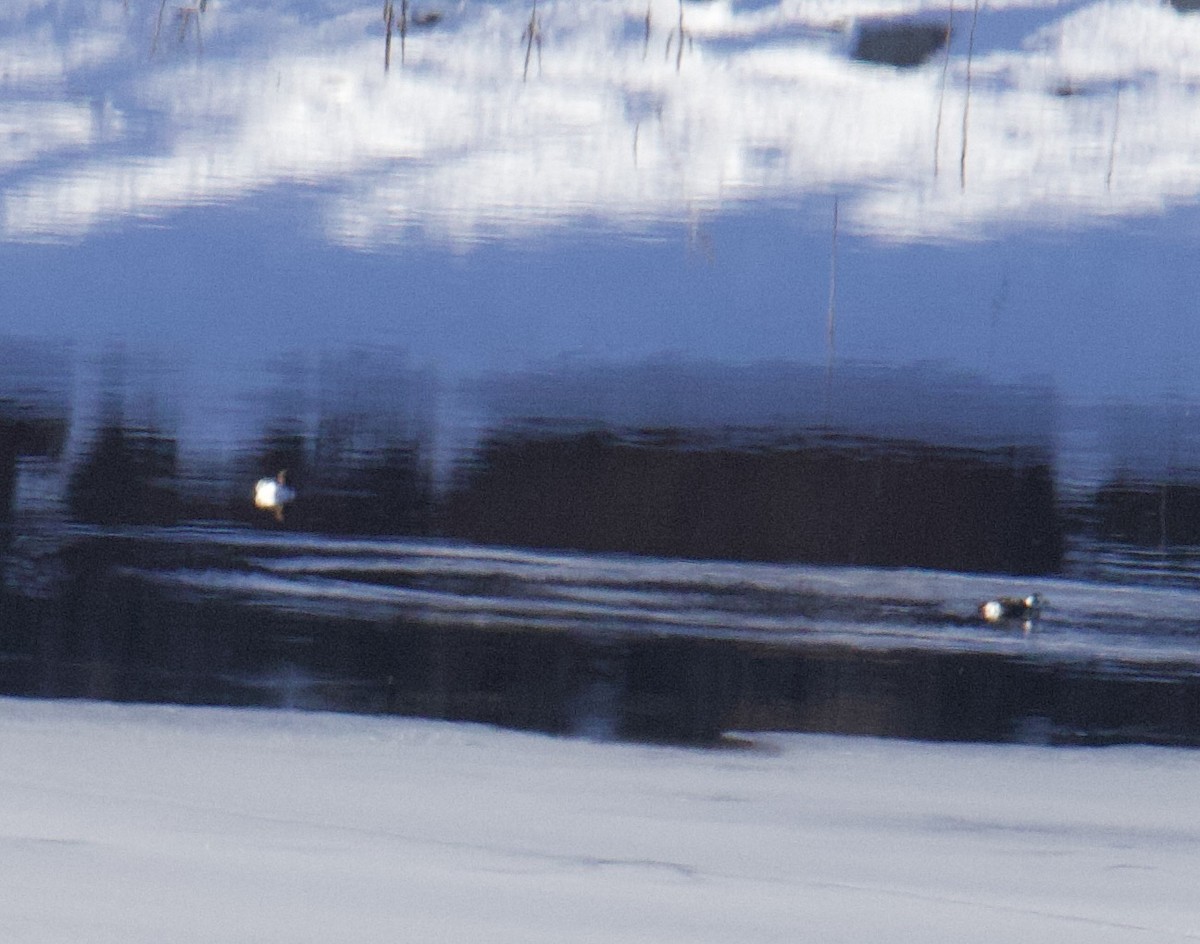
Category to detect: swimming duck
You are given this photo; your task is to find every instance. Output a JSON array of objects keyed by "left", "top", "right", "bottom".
[
  {"left": 979, "top": 593, "right": 1042, "bottom": 627},
  {"left": 253, "top": 470, "right": 296, "bottom": 522}
]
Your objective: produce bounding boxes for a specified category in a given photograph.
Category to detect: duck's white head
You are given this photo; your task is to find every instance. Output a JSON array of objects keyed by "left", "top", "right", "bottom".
[
  {"left": 254, "top": 477, "right": 281, "bottom": 509},
  {"left": 254, "top": 471, "right": 296, "bottom": 511}
]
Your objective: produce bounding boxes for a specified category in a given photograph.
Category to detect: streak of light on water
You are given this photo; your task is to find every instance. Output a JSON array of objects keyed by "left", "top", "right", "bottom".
[{"left": 100, "top": 526, "right": 1200, "bottom": 677}]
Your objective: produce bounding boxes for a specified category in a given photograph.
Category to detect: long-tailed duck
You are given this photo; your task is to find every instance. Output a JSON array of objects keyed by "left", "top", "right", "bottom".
[{"left": 979, "top": 593, "right": 1042, "bottom": 628}]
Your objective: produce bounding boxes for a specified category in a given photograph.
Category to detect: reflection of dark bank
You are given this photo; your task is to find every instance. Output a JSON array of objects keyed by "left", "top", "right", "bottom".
[
  {"left": 1, "top": 339, "right": 70, "bottom": 527},
  {"left": 1091, "top": 476, "right": 1200, "bottom": 547},
  {"left": 1080, "top": 399, "right": 1200, "bottom": 556},
  {"left": 453, "top": 359, "right": 1060, "bottom": 574},
  {"left": 1, "top": 413, "right": 66, "bottom": 524},
  {"left": 68, "top": 424, "right": 182, "bottom": 525},
  {"left": 444, "top": 427, "right": 1062, "bottom": 575}
]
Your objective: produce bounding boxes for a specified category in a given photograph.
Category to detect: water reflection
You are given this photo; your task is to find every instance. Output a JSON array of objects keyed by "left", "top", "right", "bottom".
[
  {"left": 6, "top": 0, "right": 1200, "bottom": 747},
  {"left": 0, "top": 339, "right": 68, "bottom": 523},
  {"left": 4, "top": 0, "right": 1200, "bottom": 243}
]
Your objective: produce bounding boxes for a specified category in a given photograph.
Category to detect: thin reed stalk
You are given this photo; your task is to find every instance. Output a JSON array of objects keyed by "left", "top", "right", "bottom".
[
  {"left": 933, "top": 0, "right": 954, "bottom": 178},
  {"left": 399, "top": 0, "right": 409, "bottom": 65},
  {"left": 1106, "top": 82, "right": 1122, "bottom": 191},
  {"left": 151, "top": 0, "right": 167, "bottom": 55},
  {"left": 665, "top": 0, "right": 691, "bottom": 72},
  {"left": 676, "top": 0, "right": 685, "bottom": 71},
  {"left": 825, "top": 196, "right": 839, "bottom": 406},
  {"left": 959, "top": 0, "right": 980, "bottom": 190},
  {"left": 384, "top": 0, "right": 394, "bottom": 71}
]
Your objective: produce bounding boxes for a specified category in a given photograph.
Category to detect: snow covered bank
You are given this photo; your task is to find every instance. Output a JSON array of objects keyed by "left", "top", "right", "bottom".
[{"left": 1, "top": 697, "right": 1196, "bottom": 942}]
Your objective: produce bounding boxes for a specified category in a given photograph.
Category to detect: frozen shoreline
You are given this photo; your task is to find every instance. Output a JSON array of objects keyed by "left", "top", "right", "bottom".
[{"left": 1, "top": 697, "right": 1196, "bottom": 943}]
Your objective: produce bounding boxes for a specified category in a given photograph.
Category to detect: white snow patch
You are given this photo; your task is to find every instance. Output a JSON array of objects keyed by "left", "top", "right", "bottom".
[{"left": 0, "top": 697, "right": 1197, "bottom": 943}]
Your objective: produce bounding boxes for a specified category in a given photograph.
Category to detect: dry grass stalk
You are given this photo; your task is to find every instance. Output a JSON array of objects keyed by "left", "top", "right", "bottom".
[{"left": 525, "top": 0, "right": 544, "bottom": 80}]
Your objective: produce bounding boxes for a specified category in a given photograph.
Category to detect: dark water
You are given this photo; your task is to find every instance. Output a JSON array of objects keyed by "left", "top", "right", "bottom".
[
  {"left": 5, "top": 0, "right": 1200, "bottom": 745},
  {"left": 4, "top": 524, "right": 1200, "bottom": 747},
  {"left": 4, "top": 346, "right": 1200, "bottom": 746}
]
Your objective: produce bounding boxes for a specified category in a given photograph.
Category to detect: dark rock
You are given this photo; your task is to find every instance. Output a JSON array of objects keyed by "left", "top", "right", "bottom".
[{"left": 852, "top": 20, "right": 949, "bottom": 68}]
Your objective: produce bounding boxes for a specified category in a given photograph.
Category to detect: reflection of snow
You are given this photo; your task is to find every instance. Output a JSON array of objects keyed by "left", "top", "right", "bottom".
[
  {"left": 0, "top": 102, "right": 113, "bottom": 175},
  {"left": 0, "top": 17, "right": 127, "bottom": 87},
  {"left": 3, "top": 0, "right": 1200, "bottom": 244}
]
